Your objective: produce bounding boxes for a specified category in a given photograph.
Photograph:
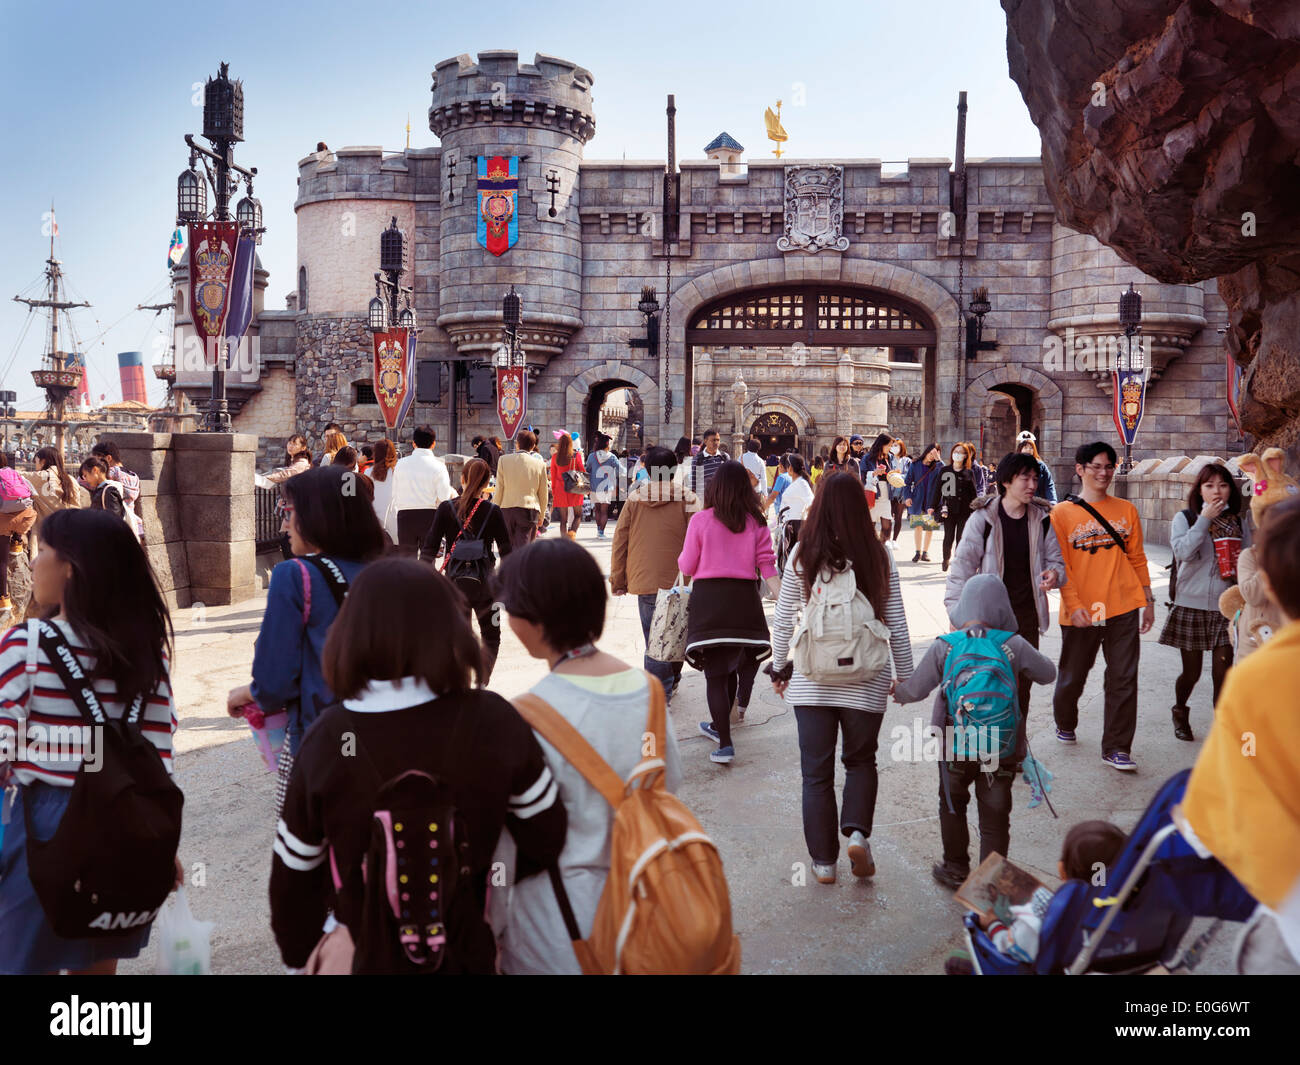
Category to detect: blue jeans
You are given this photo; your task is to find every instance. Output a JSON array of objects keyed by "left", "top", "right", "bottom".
[{"left": 637, "top": 594, "right": 679, "bottom": 701}]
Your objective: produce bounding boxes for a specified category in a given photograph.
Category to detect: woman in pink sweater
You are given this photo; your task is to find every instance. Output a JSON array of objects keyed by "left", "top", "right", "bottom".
[{"left": 678, "top": 460, "right": 781, "bottom": 764}]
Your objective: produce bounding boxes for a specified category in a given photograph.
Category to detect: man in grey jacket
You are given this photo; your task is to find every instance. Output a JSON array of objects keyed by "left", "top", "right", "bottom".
[{"left": 944, "top": 451, "right": 1065, "bottom": 721}]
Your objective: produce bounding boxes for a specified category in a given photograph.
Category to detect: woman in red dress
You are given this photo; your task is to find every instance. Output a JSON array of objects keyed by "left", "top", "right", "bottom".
[{"left": 549, "top": 432, "right": 586, "bottom": 539}]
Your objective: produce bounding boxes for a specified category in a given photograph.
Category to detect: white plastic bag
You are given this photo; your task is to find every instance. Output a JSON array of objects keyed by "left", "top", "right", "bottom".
[{"left": 155, "top": 887, "right": 215, "bottom": 975}]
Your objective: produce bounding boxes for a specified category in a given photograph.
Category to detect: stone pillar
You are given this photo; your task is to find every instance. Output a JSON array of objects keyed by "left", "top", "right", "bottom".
[
  {"left": 835, "top": 351, "right": 854, "bottom": 431},
  {"left": 731, "top": 373, "right": 748, "bottom": 455},
  {"left": 695, "top": 349, "right": 715, "bottom": 439},
  {"left": 173, "top": 433, "right": 258, "bottom": 606},
  {"left": 115, "top": 432, "right": 188, "bottom": 611}
]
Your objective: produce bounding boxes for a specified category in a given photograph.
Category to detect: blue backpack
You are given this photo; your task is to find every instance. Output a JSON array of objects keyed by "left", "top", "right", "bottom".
[{"left": 937, "top": 627, "right": 1020, "bottom": 765}]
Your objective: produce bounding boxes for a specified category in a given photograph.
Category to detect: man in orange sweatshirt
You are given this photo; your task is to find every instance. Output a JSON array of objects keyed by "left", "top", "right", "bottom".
[{"left": 1050, "top": 441, "right": 1153, "bottom": 771}]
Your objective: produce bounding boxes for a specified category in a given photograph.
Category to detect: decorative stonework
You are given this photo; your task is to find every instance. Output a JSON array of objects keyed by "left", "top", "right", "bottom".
[{"left": 777, "top": 166, "right": 849, "bottom": 253}]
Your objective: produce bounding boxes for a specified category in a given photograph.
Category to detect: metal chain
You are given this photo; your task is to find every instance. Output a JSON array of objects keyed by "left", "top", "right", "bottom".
[{"left": 953, "top": 226, "right": 965, "bottom": 425}]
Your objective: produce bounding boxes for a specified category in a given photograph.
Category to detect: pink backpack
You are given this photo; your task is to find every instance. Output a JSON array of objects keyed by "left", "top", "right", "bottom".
[{"left": 0, "top": 468, "right": 32, "bottom": 503}]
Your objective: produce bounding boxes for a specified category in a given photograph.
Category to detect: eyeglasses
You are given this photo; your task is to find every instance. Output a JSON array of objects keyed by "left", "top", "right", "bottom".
[{"left": 1083, "top": 463, "right": 1116, "bottom": 474}]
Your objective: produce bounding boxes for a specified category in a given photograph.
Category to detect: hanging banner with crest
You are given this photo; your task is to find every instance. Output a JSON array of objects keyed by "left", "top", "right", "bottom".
[
  {"left": 373, "top": 328, "right": 417, "bottom": 432},
  {"left": 1111, "top": 363, "right": 1148, "bottom": 448},
  {"left": 497, "top": 365, "right": 527, "bottom": 441},
  {"left": 477, "top": 156, "right": 519, "bottom": 256},
  {"left": 188, "top": 221, "right": 240, "bottom": 367}
]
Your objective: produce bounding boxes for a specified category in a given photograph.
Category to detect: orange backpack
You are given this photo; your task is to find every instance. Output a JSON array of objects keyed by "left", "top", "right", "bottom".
[{"left": 513, "top": 674, "right": 741, "bottom": 975}]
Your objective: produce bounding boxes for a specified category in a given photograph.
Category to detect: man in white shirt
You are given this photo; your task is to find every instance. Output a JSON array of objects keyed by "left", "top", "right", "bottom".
[
  {"left": 741, "top": 438, "right": 767, "bottom": 501},
  {"left": 392, "top": 425, "right": 453, "bottom": 553}
]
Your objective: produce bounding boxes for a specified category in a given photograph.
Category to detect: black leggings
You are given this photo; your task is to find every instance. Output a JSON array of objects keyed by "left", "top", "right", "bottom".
[
  {"left": 1174, "top": 646, "right": 1232, "bottom": 709},
  {"left": 941, "top": 511, "right": 970, "bottom": 565},
  {"left": 459, "top": 582, "right": 501, "bottom": 683},
  {"left": 890, "top": 498, "right": 905, "bottom": 540},
  {"left": 702, "top": 646, "right": 760, "bottom": 749}
]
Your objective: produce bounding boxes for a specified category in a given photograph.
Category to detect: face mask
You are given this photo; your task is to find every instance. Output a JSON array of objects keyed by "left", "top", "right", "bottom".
[
  {"left": 952, "top": 453, "right": 963, "bottom": 464},
  {"left": 890, "top": 445, "right": 900, "bottom": 455}
]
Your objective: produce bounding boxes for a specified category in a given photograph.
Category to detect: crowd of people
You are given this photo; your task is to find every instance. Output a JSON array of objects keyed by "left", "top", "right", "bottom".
[{"left": 0, "top": 417, "right": 1296, "bottom": 978}]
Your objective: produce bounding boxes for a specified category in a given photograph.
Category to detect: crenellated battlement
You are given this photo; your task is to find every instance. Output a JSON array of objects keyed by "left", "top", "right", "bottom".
[{"left": 428, "top": 50, "right": 595, "bottom": 143}]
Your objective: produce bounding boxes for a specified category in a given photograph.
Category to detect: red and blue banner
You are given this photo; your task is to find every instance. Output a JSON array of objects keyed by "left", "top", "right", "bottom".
[
  {"left": 373, "top": 328, "right": 417, "bottom": 432},
  {"left": 497, "top": 365, "right": 527, "bottom": 441},
  {"left": 1227, "top": 351, "right": 1243, "bottom": 434},
  {"left": 477, "top": 155, "right": 519, "bottom": 257},
  {"left": 188, "top": 221, "right": 240, "bottom": 365},
  {"left": 1111, "top": 365, "right": 1147, "bottom": 447},
  {"left": 223, "top": 236, "right": 257, "bottom": 370}
]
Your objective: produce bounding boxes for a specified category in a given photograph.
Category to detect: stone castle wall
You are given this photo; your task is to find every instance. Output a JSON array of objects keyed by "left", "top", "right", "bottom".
[{"left": 221, "top": 49, "right": 1242, "bottom": 483}]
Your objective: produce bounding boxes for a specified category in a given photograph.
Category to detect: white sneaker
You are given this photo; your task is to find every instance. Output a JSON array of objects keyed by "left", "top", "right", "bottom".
[
  {"left": 847, "top": 831, "right": 875, "bottom": 878},
  {"left": 812, "top": 861, "right": 836, "bottom": 885}
]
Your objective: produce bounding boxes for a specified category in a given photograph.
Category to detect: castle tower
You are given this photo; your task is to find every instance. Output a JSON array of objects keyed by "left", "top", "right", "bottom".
[{"left": 429, "top": 51, "right": 595, "bottom": 365}]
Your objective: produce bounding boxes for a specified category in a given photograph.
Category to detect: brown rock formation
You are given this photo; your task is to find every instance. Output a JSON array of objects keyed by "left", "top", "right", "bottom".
[{"left": 1002, "top": 0, "right": 1300, "bottom": 449}]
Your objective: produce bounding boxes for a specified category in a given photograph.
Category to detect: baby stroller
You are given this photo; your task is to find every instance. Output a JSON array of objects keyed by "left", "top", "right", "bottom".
[
  {"left": 775, "top": 504, "right": 801, "bottom": 575},
  {"left": 962, "top": 769, "right": 1257, "bottom": 975}
]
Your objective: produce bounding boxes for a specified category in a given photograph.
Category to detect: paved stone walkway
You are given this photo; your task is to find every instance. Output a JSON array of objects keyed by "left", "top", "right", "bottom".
[{"left": 125, "top": 522, "right": 1239, "bottom": 975}]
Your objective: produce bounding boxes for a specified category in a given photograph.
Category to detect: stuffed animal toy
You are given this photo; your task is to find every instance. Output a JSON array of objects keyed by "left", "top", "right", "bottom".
[{"left": 1219, "top": 448, "right": 1298, "bottom": 660}]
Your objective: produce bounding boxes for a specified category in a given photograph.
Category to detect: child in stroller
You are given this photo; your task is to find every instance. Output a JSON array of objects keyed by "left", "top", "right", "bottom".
[{"left": 958, "top": 769, "right": 1256, "bottom": 975}]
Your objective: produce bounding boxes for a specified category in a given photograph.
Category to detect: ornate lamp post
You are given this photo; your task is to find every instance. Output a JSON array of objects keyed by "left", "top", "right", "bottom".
[
  {"left": 1116, "top": 282, "right": 1144, "bottom": 473},
  {"left": 178, "top": 62, "right": 262, "bottom": 432},
  {"left": 366, "top": 218, "right": 417, "bottom": 441}
]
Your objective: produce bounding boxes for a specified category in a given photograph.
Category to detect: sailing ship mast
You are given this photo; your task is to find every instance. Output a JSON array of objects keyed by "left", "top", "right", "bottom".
[{"left": 12, "top": 207, "right": 90, "bottom": 456}]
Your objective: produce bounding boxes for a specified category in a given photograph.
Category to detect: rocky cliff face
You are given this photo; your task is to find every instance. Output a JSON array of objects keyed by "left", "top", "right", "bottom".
[{"left": 1002, "top": 0, "right": 1300, "bottom": 449}]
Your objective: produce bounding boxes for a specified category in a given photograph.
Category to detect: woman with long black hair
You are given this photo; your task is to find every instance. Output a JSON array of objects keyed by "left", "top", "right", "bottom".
[
  {"left": 227, "top": 466, "right": 386, "bottom": 812},
  {"left": 776, "top": 453, "right": 815, "bottom": 573},
  {"left": 903, "top": 442, "right": 943, "bottom": 562},
  {"left": 768, "top": 473, "right": 913, "bottom": 884},
  {"left": 679, "top": 461, "right": 781, "bottom": 763},
  {"left": 938, "top": 441, "right": 979, "bottom": 572},
  {"left": 863, "top": 432, "right": 894, "bottom": 540},
  {"left": 422, "top": 457, "right": 512, "bottom": 682},
  {"left": 0, "top": 509, "right": 180, "bottom": 974}
]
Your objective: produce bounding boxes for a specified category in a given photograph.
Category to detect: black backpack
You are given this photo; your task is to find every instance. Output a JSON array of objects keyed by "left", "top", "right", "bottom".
[
  {"left": 23, "top": 620, "right": 182, "bottom": 939},
  {"left": 1165, "top": 508, "right": 1197, "bottom": 606},
  {"left": 352, "top": 769, "right": 475, "bottom": 973},
  {"left": 441, "top": 501, "right": 492, "bottom": 590}
]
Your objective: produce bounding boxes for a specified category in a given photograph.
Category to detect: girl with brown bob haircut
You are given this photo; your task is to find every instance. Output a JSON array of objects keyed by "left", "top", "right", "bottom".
[{"left": 268, "top": 556, "right": 567, "bottom": 974}]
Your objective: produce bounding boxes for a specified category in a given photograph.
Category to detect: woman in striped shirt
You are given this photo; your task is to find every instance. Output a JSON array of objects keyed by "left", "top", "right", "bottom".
[
  {"left": 0, "top": 508, "right": 178, "bottom": 974},
  {"left": 768, "top": 472, "right": 914, "bottom": 886}
]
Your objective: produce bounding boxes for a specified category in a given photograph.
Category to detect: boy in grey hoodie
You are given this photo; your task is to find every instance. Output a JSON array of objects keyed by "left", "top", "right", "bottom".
[{"left": 893, "top": 574, "right": 1057, "bottom": 889}]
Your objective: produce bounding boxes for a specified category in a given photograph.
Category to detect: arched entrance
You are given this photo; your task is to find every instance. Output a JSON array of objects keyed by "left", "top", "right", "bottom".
[
  {"left": 566, "top": 362, "right": 660, "bottom": 457},
  {"left": 750, "top": 410, "right": 797, "bottom": 458},
  {"left": 668, "top": 259, "right": 962, "bottom": 449},
  {"left": 685, "top": 282, "right": 937, "bottom": 456}
]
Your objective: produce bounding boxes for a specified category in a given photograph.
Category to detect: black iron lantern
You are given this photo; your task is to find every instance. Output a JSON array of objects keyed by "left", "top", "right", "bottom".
[
  {"left": 202, "top": 62, "right": 244, "bottom": 143},
  {"left": 368, "top": 297, "right": 387, "bottom": 333},
  {"left": 1119, "top": 282, "right": 1142, "bottom": 337},
  {"left": 964, "top": 286, "right": 996, "bottom": 360},
  {"left": 177, "top": 167, "right": 207, "bottom": 222},
  {"left": 398, "top": 307, "right": 416, "bottom": 329},
  {"left": 380, "top": 217, "right": 406, "bottom": 274},
  {"left": 502, "top": 287, "right": 521, "bottom": 331},
  {"left": 638, "top": 286, "right": 660, "bottom": 317},
  {"left": 236, "top": 194, "right": 262, "bottom": 243}
]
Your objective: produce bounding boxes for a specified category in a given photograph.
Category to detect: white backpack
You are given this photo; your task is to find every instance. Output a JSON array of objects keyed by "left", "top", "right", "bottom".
[{"left": 791, "top": 560, "right": 891, "bottom": 685}]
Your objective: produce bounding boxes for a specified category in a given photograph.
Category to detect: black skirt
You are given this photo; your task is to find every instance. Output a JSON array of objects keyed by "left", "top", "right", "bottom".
[{"left": 684, "top": 577, "right": 772, "bottom": 671}]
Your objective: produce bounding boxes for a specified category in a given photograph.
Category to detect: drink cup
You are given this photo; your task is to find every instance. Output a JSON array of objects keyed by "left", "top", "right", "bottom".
[{"left": 1213, "top": 537, "right": 1241, "bottom": 580}]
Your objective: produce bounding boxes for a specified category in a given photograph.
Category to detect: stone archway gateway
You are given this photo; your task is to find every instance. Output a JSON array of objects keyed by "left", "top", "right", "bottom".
[{"left": 667, "top": 257, "right": 962, "bottom": 449}]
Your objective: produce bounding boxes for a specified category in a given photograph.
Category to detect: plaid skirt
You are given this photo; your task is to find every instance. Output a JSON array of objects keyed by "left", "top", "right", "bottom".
[{"left": 1159, "top": 605, "right": 1230, "bottom": 651}]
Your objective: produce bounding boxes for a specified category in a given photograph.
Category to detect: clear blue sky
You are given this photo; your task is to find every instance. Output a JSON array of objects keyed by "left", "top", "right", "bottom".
[{"left": 0, "top": 0, "right": 1040, "bottom": 410}]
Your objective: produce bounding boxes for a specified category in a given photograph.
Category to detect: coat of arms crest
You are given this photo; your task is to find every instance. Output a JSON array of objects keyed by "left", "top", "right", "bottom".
[{"left": 777, "top": 166, "right": 849, "bottom": 253}]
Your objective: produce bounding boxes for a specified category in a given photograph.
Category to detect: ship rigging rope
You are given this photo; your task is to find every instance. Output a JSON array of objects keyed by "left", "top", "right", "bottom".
[{"left": 0, "top": 313, "right": 38, "bottom": 387}]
